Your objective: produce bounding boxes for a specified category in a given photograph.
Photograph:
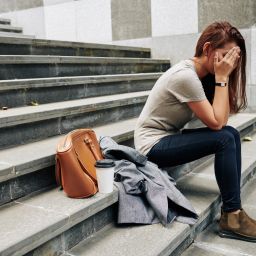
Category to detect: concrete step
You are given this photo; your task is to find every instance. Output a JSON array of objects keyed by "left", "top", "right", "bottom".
[
  {"left": 0, "top": 117, "right": 138, "bottom": 206},
  {"left": 0, "top": 37, "right": 150, "bottom": 58},
  {"left": 0, "top": 113, "right": 255, "bottom": 206},
  {"left": 0, "top": 55, "right": 170, "bottom": 80},
  {"left": 64, "top": 131, "right": 256, "bottom": 256},
  {"left": 0, "top": 24, "right": 22, "bottom": 33},
  {"left": 181, "top": 177, "right": 256, "bottom": 256},
  {"left": 0, "top": 91, "right": 149, "bottom": 149},
  {"left": 0, "top": 33, "right": 35, "bottom": 39},
  {"left": 1, "top": 122, "right": 253, "bottom": 256},
  {"left": 0, "top": 18, "right": 11, "bottom": 25},
  {"left": 0, "top": 73, "right": 162, "bottom": 108}
]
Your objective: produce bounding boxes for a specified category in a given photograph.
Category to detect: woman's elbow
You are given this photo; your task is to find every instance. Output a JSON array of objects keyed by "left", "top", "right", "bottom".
[{"left": 207, "top": 120, "right": 224, "bottom": 130}]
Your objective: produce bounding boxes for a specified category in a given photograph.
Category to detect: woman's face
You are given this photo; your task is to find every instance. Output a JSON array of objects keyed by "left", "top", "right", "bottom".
[{"left": 206, "top": 41, "right": 238, "bottom": 75}]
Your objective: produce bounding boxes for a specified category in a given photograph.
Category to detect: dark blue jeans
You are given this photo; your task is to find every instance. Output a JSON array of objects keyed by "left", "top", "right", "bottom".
[{"left": 146, "top": 125, "right": 241, "bottom": 213}]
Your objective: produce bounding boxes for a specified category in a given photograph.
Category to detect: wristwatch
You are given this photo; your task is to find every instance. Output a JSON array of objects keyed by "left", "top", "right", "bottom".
[{"left": 215, "top": 82, "right": 227, "bottom": 87}]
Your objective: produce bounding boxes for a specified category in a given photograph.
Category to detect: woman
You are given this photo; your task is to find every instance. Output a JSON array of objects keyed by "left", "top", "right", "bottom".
[{"left": 134, "top": 21, "right": 256, "bottom": 242}]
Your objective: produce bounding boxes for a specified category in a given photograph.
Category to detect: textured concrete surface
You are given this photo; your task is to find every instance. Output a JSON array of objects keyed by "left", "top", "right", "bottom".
[
  {"left": 0, "top": 24, "right": 22, "bottom": 33},
  {"left": 111, "top": 0, "right": 152, "bottom": 41},
  {"left": 198, "top": 0, "right": 256, "bottom": 31},
  {"left": 68, "top": 222, "right": 190, "bottom": 256},
  {"left": 0, "top": 91, "right": 149, "bottom": 127},
  {"left": 151, "top": 0, "right": 198, "bottom": 37},
  {"left": 0, "top": 0, "right": 43, "bottom": 13},
  {"left": 0, "top": 73, "right": 160, "bottom": 108},
  {"left": 0, "top": 32, "right": 151, "bottom": 51},
  {"left": 0, "top": 17, "right": 11, "bottom": 24},
  {"left": 0, "top": 187, "right": 118, "bottom": 256},
  {"left": 0, "top": 56, "right": 170, "bottom": 80},
  {"left": 0, "top": 117, "right": 137, "bottom": 181},
  {"left": 0, "top": 91, "right": 148, "bottom": 149},
  {"left": 0, "top": 32, "right": 35, "bottom": 38},
  {"left": 0, "top": 55, "right": 168, "bottom": 64}
]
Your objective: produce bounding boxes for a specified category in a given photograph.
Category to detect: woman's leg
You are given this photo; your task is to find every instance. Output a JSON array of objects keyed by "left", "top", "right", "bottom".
[
  {"left": 222, "top": 126, "right": 241, "bottom": 188},
  {"left": 146, "top": 126, "right": 241, "bottom": 212}
]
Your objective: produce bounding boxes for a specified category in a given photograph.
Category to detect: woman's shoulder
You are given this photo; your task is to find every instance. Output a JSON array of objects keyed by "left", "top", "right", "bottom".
[{"left": 164, "top": 59, "right": 199, "bottom": 83}]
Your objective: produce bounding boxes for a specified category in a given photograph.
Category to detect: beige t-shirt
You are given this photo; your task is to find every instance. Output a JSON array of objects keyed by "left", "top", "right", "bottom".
[{"left": 134, "top": 59, "right": 207, "bottom": 156}]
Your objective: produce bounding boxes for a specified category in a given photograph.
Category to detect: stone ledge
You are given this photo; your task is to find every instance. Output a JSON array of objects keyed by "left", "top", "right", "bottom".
[
  {"left": 0, "top": 73, "right": 162, "bottom": 91},
  {"left": 0, "top": 55, "right": 170, "bottom": 64},
  {"left": 0, "top": 36, "right": 151, "bottom": 52},
  {"left": 0, "top": 91, "right": 149, "bottom": 128}
]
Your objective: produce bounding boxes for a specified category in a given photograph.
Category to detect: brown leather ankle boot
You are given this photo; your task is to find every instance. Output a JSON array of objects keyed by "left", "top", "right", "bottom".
[{"left": 219, "top": 209, "right": 256, "bottom": 242}]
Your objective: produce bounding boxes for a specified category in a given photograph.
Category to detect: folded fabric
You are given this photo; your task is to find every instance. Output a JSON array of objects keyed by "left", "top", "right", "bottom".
[{"left": 99, "top": 136, "right": 198, "bottom": 226}]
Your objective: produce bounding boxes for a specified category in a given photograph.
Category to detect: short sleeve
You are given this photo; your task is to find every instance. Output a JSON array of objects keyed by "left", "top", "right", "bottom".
[{"left": 167, "top": 69, "right": 207, "bottom": 103}]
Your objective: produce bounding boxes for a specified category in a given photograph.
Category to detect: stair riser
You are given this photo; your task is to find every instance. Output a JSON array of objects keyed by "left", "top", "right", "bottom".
[
  {"left": 0, "top": 44, "right": 150, "bottom": 58},
  {"left": 0, "top": 28, "right": 22, "bottom": 33},
  {"left": 0, "top": 79, "right": 156, "bottom": 108},
  {"left": 0, "top": 167, "right": 55, "bottom": 207},
  {"left": 0, "top": 63, "right": 169, "bottom": 80},
  {"left": 0, "top": 20, "right": 11, "bottom": 25},
  {"left": 0, "top": 102, "right": 145, "bottom": 149},
  {"left": 24, "top": 204, "right": 118, "bottom": 256},
  {"left": 0, "top": 132, "right": 134, "bottom": 207}
]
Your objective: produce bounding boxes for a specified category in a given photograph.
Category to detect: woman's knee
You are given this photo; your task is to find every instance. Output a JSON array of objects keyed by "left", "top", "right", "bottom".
[
  {"left": 223, "top": 125, "right": 240, "bottom": 139},
  {"left": 216, "top": 129, "right": 236, "bottom": 149}
]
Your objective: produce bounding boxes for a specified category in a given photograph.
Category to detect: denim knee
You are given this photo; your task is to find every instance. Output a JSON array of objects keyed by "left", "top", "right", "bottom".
[
  {"left": 223, "top": 126, "right": 240, "bottom": 140},
  {"left": 216, "top": 129, "right": 236, "bottom": 149}
]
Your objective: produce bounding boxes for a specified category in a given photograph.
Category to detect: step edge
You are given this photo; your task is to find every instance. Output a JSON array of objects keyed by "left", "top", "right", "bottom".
[
  {"left": 0, "top": 91, "right": 149, "bottom": 128},
  {"left": 0, "top": 37, "right": 151, "bottom": 52},
  {"left": 0, "top": 73, "right": 163, "bottom": 91}
]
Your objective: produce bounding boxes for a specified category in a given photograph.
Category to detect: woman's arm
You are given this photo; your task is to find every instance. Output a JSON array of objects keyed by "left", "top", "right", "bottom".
[{"left": 188, "top": 47, "right": 239, "bottom": 130}]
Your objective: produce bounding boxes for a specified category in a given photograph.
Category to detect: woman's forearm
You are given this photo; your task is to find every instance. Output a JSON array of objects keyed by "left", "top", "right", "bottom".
[{"left": 212, "top": 76, "right": 230, "bottom": 127}]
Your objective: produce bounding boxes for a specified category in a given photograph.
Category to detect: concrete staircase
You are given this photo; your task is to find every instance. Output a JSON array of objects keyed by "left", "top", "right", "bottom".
[
  {"left": 0, "top": 36, "right": 255, "bottom": 256},
  {"left": 0, "top": 18, "right": 34, "bottom": 39}
]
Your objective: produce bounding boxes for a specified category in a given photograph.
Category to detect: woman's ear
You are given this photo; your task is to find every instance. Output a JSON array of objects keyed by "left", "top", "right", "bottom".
[{"left": 203, "top": 42, "right": 211, "bottom": 56}]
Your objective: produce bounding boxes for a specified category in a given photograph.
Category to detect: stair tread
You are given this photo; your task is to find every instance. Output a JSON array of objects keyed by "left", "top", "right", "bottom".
[
  {"left": 0, "top": 55, "right": 170, "bottom": 64},
  {"left": 0, "top": 114, "right": 255, "bottom": 255},
  {"left": 0, "top": 187, "right": 119, "bottom": 256},
  {"left": 0, "top": 73, "right": 162, "bottom": 91},
  {"left": 0, "top": 117, "right": 138, "bottom": 182},
  {"left": 0, "top": 33, "right": 35, "bottom": 39},
  {"left": 0, "top": 24, "right": 22, "bottom": 32},
  {"left": 0, "top": 36, "right": 151, "bottom": 52},
  {"left": 0, "top": 91, "right": 149, "bottom": 128}
]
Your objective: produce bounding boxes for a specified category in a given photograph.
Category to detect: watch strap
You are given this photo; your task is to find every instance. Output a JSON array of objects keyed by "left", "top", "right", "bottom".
[{"left": 215, "top": 82, "right": 227, "bottom": 87}]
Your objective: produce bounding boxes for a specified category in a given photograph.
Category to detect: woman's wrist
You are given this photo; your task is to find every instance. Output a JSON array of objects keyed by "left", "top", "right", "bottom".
[{"left": 215, "top": 76, "right": 228, "bottom": 83}]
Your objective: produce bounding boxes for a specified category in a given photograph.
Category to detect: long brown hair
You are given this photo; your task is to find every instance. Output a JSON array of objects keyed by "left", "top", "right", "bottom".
[{"left": 195, "top": 21, "right": 247, "bottom": 113}]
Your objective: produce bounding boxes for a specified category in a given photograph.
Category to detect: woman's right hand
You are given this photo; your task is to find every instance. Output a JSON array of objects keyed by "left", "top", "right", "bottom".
[{"left": 214, "top": 46, "right": 240, "bottom": 82}]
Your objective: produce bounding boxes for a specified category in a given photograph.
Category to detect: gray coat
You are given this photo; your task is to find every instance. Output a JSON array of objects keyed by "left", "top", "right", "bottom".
[{"left": 99, "top": 136, "right": 198, "bottom": 226}]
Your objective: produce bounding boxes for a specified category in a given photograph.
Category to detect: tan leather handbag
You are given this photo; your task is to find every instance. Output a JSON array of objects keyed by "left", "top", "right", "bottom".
[{"left": 55, "top": 129, "right": 104, "bottom": 198}]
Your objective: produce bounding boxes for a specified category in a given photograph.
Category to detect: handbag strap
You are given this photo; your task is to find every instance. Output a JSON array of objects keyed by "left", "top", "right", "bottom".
[{"left": 84, "top": 136, "right": 103, "bottom": 161}]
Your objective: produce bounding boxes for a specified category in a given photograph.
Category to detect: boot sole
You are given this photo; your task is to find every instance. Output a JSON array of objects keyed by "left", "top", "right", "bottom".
[{"left": 219, "top": 230, "right": 256, "bottom": 243}]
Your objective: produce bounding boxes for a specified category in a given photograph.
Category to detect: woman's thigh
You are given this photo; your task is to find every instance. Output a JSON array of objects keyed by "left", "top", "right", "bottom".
[{"left": 146, "top": 126, "right": 235, "bottom": 168}]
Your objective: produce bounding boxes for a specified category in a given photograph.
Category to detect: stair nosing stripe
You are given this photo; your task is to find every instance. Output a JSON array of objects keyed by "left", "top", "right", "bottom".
[{"left": 0, "top": 73, "right": 163, "bottom": 91}]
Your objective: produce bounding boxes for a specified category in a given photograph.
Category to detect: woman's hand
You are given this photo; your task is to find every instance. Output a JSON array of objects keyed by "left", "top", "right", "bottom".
[{"left": 214, "top": 46, "right": 240, "bottom": 82}]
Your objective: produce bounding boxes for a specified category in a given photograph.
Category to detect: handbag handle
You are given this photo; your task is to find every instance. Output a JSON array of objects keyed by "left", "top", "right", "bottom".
[{"left": 84, "top": 137, "right": 103, "bottom": 161}]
